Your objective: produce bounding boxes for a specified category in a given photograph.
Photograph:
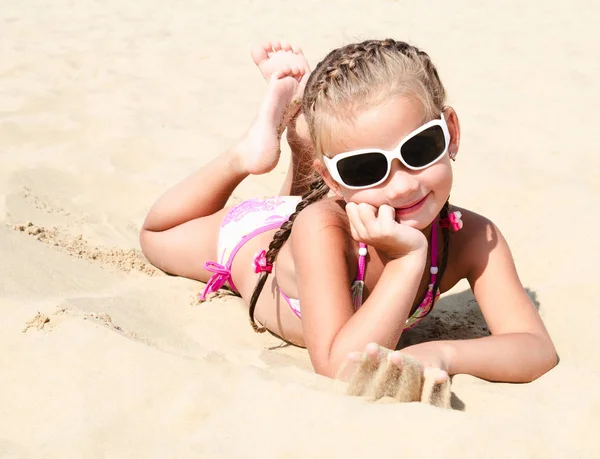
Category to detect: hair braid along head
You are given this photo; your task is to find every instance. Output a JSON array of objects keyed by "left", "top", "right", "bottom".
[
  {"left": 247, "top": 173, "right": 330, "bottom": 332},
  {"left": 302, "top": 39, "right": 446, "bottom": 159}
]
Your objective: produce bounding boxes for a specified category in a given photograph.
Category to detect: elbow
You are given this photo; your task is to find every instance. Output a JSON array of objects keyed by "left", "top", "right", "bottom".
[
  {"left": 313, "top": 361, "right": 337, "bottom": 379},
  {"left": 312, "top": 351, "right": 350, "bottom": 380},
  {"left": 523, "top": 338, "right": 559, "bottom": 383},
  {"left": 532, "top": 349, "right": 559, "bottom": 382}
]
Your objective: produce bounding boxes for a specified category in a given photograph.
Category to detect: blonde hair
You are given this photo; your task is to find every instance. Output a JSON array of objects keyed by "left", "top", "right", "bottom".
[
  {"left": 302, "top": 38, "right": 447, "bottom": 159},
  {"left": 248, "top": 39, "right": 450, "bottom": 332}
]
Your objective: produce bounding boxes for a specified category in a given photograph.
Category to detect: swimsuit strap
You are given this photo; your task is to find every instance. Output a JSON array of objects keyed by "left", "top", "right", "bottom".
[
  {"left": 352, "top": 219, "right": 440, "bottom": 307},
  {"left": 349, "top": 243, "right": 368, "bottom": 309},
  {"left": 356, "top": 242, "right": 367, "bottom": 282},
  {"left": 428, "top": 218, "right": 439, "bottom": 290}
]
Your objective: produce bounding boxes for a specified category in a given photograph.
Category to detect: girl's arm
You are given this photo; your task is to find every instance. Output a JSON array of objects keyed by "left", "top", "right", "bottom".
[
  {"left": 405, "top": 214, "right": 557, "bottom": 382},
  {"left": 291, "top": 202, "right": 428, "bottom": 378}
]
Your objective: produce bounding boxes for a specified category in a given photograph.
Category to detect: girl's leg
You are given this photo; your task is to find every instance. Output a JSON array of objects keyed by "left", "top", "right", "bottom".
[
  {"left": 251, "top": 41, "right": 316, "bottom": 196},
  {"left": 140, "top": 68, "right": 304, "bottom": 282},
  {"left": 281, "top": 110, "right": 316, "bottom": 196}
]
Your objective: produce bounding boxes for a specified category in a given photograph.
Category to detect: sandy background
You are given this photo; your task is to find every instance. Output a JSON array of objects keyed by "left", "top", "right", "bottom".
[{"left": 1, "top": 0, "right": 599, "bottom": 457}]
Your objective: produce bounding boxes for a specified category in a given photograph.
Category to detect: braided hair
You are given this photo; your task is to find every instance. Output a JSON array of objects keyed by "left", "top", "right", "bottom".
[
  {"left": 303, "top": 38, "right": 447, "bottom": 152},
  {"left": 248, "top": 173, "right": 329, "bottom": 332},
  {"left": 249, "top": 39, "right": 451, "bottom": 331}
]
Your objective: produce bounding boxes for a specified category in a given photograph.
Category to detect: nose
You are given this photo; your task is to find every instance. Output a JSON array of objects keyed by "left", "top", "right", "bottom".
[{"left": 384, "top": 159, "right": 419, "bottom": 199}]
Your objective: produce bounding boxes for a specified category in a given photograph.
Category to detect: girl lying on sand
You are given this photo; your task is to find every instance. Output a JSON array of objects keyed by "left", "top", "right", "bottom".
[{"left": 140, "top": 39, "right": 557, "bottom": 407}]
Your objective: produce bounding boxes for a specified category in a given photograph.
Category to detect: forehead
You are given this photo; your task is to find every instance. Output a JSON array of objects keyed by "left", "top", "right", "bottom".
[{"left": 323, "top": 96, "right": 426, "bottom": 155}]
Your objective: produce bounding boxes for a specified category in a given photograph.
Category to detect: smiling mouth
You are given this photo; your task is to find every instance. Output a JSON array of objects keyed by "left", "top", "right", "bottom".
[{"left": 395, "top": 194, "right": 429, "bottom": 215}]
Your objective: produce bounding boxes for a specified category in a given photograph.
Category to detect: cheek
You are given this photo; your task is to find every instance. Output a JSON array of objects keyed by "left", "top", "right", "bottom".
[
  {"left": 342, "top": 186, "right": 390, "bottom": 207},
  {"left": 425, "top": 161, "right": 453, "bottom": 195},
  {"left": 342, "top": 189, "right": 376, "bottom": 204}
]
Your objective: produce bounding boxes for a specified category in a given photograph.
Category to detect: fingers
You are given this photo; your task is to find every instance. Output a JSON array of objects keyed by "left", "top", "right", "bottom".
[
  {"left": 421, "top": 368, "right": 452, "bottom": 408},
  {"left": 377, "top": 204, "right": 396, "bottom": 226},
  {"left": 346, "top": 202, "right": 375, "bottom": 242},
  {"left": 389, "top": 351, "right": 424, "bottom": 402},
  {"left": 346, "top": 348, "right": 424, "bottom": 402},
  {"left": 347, "top": 346, "right": 380, "bottom": 395},
  {"left": 346, "top": 202, "right": 397, "bottom": 242},
  {"left": 343, "top": 345, "right": 452, "bottom": 408}
]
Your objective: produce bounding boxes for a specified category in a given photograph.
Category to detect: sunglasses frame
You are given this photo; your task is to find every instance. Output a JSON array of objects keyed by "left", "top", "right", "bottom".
[{"left": 323, "top": 112, "right": 451, "bottom": 190}]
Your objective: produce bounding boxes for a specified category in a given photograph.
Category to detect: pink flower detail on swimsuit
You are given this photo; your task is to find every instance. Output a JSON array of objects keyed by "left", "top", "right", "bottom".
[
  {"left": 253, "top": 250, "right": 272, "bottom": 273},
  {"left": 222, "top": 197, "right": 287, "bottom": 226},
  {"left": 440, "top": 210, "right": 463, "bottom": 232}
]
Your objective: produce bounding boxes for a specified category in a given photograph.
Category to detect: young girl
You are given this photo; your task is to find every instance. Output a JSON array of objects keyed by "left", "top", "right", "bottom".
[{"left": 140, "top": 39, "right": 557, "bottom": 406}]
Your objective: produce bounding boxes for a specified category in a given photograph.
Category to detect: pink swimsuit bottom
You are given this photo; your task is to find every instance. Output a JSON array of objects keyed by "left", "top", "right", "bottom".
[{"left": 199, "top": 196, "right": 444, "bottom": 330}]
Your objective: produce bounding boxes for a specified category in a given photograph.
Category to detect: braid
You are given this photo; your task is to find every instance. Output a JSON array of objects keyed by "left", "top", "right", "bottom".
[
  {"left": 248, "top": 174, "right": 330, "bottom": 332},
  {"left": 303, "top": 38, "right": 446, "bottom": 149}
]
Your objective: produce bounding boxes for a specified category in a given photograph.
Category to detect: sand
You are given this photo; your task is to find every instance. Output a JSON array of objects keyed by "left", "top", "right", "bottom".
[{"left": 1, "top": 0, "right": 599, "bottom": 457}]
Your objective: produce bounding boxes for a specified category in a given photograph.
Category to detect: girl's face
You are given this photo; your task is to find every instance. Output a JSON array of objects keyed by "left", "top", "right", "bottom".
[{"left": 317, "top": 96, "right": 460, "bottom": 230}]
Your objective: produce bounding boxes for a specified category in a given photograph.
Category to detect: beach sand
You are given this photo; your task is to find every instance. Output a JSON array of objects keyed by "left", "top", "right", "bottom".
[{"left": 1, "top": 0, "right": 599, "bottom": 457}]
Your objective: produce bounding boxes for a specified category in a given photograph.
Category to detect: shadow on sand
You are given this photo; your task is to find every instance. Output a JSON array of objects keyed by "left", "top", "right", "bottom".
[{"left": 397, "top": 287, "right": 540, "bottom": 410}]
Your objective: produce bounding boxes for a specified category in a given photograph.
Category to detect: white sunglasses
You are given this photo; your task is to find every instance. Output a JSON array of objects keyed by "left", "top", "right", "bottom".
[{"left": 323, "top": 112, "right": 450, "bottom": 190}]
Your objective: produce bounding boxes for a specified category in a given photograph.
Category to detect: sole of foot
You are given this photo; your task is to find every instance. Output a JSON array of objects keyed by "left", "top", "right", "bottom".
[{"left": 238, "top": 68, "right": 304, "bottom": 175}]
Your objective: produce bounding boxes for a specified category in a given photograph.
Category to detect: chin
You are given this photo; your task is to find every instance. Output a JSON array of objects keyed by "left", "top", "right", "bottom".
[{"left": 396, "top": 217, "right": 432, "bottom": 230}]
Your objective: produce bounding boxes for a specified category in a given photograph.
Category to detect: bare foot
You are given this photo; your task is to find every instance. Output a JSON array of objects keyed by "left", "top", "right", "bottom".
[
  {"left": 251, "top": 40, "right": 310, "bottom": 83},
  {"left": 237, "top": 68, "right": 305, "bottom": 175},
  {"left": 251, "top": 40, "right": 314, "bottom": 166}
]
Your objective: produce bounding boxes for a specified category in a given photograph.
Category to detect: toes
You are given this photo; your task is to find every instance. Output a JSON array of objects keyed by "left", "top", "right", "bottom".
[
  {"left": 298, "top": 72, "right": 311, "bottom": 90},
  {"left": 271, "top": 67, "right": 292, "bottom": 81},
  {"left": 421, "top": 368, "right": 451, "bottom": 409},
  {"left": 280, "top": 41, "right": 292, "bottom": 52},
  {"left": 272, "top": 66, "right": 306, "bottom": 81},
  {"left": 250, "top": 42, "right": 272, "bottom": 66},
  {"left": 292, "top": 45, "right": 304, "bottom": 55},
  {"left": 271, "top": 40, "right": 282, "bottom": 52}
]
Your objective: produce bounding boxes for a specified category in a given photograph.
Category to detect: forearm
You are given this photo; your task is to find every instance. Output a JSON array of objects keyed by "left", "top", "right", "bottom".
[
  {"left": 443, "top": 333, "right": 558, "bottom": 382},
  {"left": 143, "top": 155, "right": 244, "bottom": 232},
  {"left": 324, "top": 251, "right": 427, "bottom": 377}
]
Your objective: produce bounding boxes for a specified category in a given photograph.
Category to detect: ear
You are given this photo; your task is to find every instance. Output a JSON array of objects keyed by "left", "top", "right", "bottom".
[
  {"left": 313, "top": 158, "right": 345, "bottom": 199},
  {"left": 444, "top": 106, "right": 461, "bottom": 160}
]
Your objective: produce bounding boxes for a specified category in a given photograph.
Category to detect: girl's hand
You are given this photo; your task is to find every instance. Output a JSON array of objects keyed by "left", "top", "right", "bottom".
[
  {"left": 345, "top": 202, "right": 428, "bottom": 258},
  {"left": 399, "top": 341, "right": 451, "bottom": 374},
  {"left": 339, "top": 343, "right": 452, "bottom": 408}
]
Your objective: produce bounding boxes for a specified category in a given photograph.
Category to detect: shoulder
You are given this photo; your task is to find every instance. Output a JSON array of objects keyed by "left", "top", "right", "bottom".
[
  {"left": 449, "top": 205, "right": 513, "bottom": 281},
  {"left": 290, "top": 196, "right": 355, "bottom": 264},
  {"left": 292, "top": 196, "right": 350, "bottom": 236}
]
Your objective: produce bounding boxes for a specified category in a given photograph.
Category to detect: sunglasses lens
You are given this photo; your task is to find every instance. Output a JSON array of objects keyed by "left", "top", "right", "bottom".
[
  {"left": 337, "top": 152, "right": 388, "bottom": 187},
  {"left": 401, "top": 125, "right": 446, "bottom": 168}
]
